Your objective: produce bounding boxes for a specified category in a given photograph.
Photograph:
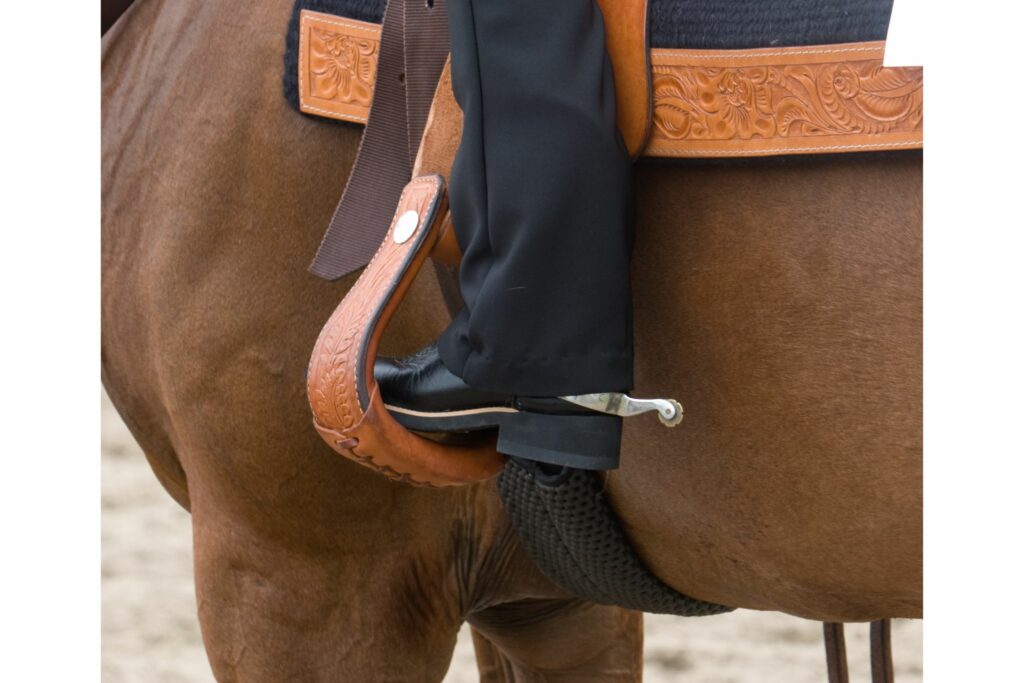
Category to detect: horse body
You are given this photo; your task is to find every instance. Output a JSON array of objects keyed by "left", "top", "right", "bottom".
[
  {"left": 617, "top": 157, "right": 921, "bottom": 619},
  {"left": 102, "top": 0, "right": 920, "bottom": 678}
]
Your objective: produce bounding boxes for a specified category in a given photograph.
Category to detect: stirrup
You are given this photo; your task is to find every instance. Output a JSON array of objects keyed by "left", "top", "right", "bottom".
[{"left": 306, "top": 175, "right": 504, "bottom": 487}]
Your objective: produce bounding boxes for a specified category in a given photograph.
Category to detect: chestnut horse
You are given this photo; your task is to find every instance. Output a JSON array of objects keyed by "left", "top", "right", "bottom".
[{"left": 102, "top": 0, "right": 921, "bottom": 679}]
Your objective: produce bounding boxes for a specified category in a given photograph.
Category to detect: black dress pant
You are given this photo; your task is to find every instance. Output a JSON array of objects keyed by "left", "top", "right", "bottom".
[{"left": 437, "top": 0, "right": 634, "bottom": 396}]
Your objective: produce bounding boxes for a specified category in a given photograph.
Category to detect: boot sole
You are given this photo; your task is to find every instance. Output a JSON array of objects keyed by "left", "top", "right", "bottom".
[{"left": 384, "top": 404, "right": 621, "bottom": 470}]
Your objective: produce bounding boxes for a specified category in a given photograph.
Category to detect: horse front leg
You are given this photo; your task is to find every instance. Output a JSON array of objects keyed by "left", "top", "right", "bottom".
[
  {"left": 469, "top": 600, "right": 643, "bottom": 682},
  {"left": 190, "top": 503, "right": 463, "bottom": 682}
]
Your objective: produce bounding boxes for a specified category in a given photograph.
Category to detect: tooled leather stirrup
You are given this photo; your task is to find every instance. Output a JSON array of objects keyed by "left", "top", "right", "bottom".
[{"left": 306, "top": 175, "right": 504, "bottom": 487}]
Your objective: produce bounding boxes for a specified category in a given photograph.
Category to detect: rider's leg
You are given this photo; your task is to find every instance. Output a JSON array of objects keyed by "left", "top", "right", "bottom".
[{"left": 378, "top": 0, "right": 633, "bottom": 470}]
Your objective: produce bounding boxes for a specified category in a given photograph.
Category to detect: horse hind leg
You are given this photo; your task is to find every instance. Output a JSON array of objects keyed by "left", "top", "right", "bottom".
[
  {"left": 190, "top": 501, "right": 465, "bottom": 682},
  {"left": 102, "top": 369, "right": 190, "bottom": 511},
  {"left": 469, "top": 600, "right": 643, "bottom": 682}
]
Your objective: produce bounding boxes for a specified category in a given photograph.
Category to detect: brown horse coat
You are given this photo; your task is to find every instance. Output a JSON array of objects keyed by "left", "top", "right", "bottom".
[{"left": 102, "top": 0, "right": 920, "bottom": 679}]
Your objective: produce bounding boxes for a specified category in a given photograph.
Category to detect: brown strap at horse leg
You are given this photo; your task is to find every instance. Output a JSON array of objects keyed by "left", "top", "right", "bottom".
[
  {"left": 823, "top": 620, "right": 895, "bottom": 683},
  {"left": 870, "top": 619, "right": 895, "bottom": 683},
  {"left": 823, "top": 623, "right": 851, "bottom": 683}
]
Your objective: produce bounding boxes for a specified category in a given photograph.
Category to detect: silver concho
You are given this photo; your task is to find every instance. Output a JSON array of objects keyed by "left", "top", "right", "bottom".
[{"left": 393, "top": 210, "right": 420, "bottom": 244}]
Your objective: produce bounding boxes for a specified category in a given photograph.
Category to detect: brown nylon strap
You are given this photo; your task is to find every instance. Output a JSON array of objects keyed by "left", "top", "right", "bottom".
[
  {"left": 870, "top": 619, "right": 895, "bottom": 683},
  {"left": 402, "top": 0, "right": 449, "bottom": 168},
  {"left": 310, "top": 0, "right": 450, "bottom": 280},
  {"left": 823, "top": 623, "right": 850, "bottom": 683}
]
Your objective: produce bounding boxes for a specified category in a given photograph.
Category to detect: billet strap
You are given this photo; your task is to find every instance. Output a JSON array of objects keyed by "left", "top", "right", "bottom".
[
  {"left": 306, "top": 175, "right": 504, "bottom": 486},
  {"left": 308, "top": 0, "right": 450, "bottom": 280},
  {"left": 823, "top": 623, "right": 851, "bottom": 683}
]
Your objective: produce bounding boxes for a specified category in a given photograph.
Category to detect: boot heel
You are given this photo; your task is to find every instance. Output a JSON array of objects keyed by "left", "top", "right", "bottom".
[{"left": 497, "top": 411, "right": 622, "bottom": 470}]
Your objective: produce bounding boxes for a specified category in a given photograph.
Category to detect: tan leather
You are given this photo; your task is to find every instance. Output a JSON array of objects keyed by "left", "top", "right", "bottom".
[
  {"left": 297, "top": 7, "right": 650, "bottom": 155},
  {"left": 411, "top": 61, "right": 464, "bottom": 267},
  {"left": 595, "top": 0, "right": 651, "bottom": 158},
  {"left": 412, "top": 61, "right": 462, "bottom": 180},
  {"left": 432, "top": 212, "right": 461, "bottom": 269},
  {"left": 297, "top": 12, "right": 379, "bottom": 123},
  {"left": 307, "top": 175, "right": 504, "bottom": 486},
  {"left": 298, "top": 12, "right": 923, "bottom": 158},
  {"left": 645, "top": 42, "right": 923, "bottom": 157}
]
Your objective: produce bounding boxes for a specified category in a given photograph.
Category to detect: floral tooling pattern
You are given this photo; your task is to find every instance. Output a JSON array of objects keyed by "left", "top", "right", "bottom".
[
  {"left": 308, "top": 27, "right": 377, "bottom": 105},
  {"left": 652, "top": 61, "right": 923, "bottom": 141}
]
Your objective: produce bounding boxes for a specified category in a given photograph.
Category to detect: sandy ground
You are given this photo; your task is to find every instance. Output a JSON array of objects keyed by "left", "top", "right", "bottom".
[{"left": 102, "top": 393, "right": 921, "bottom": 682}]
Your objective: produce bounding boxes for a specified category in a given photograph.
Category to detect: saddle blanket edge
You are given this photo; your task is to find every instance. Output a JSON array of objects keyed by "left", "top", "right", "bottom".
[{"left": 296, "top": 9, "right": 923, "bottom": 158}]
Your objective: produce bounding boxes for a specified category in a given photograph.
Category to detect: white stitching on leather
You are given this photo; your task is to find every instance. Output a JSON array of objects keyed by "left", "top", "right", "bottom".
[
  {"left": 644, "top": 140, "right": 922, "bottom": 156},
  {"left": 650, "top": 45, "right": 885, "bottom": 61},
  {"left": 298, "top": 103, "right": 369, "bottom": 123},
  {"left": 298, "top": 14, "right": 306, "bottom": 105}
]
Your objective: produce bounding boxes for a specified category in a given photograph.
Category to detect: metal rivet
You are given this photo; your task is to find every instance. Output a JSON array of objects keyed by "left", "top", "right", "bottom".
[{"left": 393, "top": 210, "right": 420, "bottom": 244}]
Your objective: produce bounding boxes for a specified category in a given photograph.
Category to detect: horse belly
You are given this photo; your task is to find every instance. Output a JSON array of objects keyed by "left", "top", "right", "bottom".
[{"left": 608, "top": 154, "right": 922, "bottom": 621}]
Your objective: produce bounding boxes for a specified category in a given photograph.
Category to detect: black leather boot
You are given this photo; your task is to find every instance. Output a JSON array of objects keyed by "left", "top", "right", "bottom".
[{"left": 375, "top": 345, "right": 622, "bottom": 470}]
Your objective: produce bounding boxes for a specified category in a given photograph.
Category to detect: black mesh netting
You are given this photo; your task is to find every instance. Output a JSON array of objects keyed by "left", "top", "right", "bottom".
[{"left": 497, "top": 458, "right": 734, "bottom": 616}]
